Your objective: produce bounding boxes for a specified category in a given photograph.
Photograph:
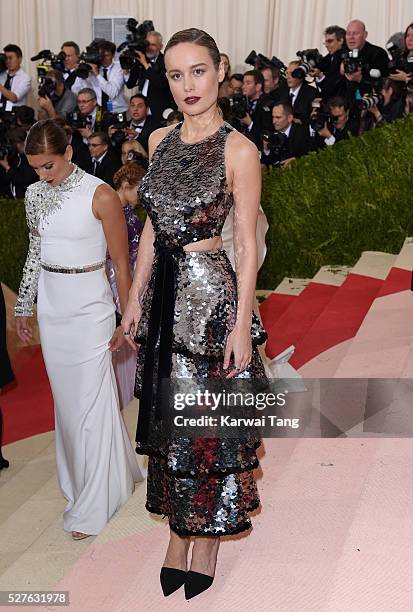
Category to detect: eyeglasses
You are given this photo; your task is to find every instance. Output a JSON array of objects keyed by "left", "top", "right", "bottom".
[
  {"left": 78, "top": 99, "right": 95, "bottom": 104},
  {"left": 88, "top": 143, "right": 102, "bottom": 147}
]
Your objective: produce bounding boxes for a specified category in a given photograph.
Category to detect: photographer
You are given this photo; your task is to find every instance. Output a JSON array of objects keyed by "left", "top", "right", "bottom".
[
  {"left": 261, "top": 101, "right": 312, "bottom": 167},
  {"left": 286, "top": 61, "right": 318, "bottom": 124},
  {"left": 37, "top": 69, "right": 77, "bottom": 120},
  {"left": 260, "top": 64, "right": 288, "bottom": 104},
  {"left": 342, "top": 20, "right": 390, "bottom": 106},
  {"left": 239, "top": 69, "right": 273, "bottom": 146},
  {"left": 0, "top": 44, "right": 31, "bottom": 111},
  {"left": 0, "top": 127, "right": 37, "bottom": 198},
  {"left": 72, "top": 41, "right": 128, "bottom": 113},
  {"left": 122, "top": 94, "right": 158, "bottom": 153},
  {"left": 314, "top": 26, "right": 347, "bottom": 101},
  {"left": 312, "top": 96, "right": 359, "bottom": 149},
  {"left": 389, "top": 22, "right": 413, "bottom": 89},
  {"left": 88, "top": 131, "right": 121, "bottom": 188},
  {"left": 124, "top": 31, "right": 175, "bottom": 122},
  {"left": 229, "top": 73, "right": 243, "bottom": 95},
  {"left": 61, "top": 41, "right": 80, "bottom": 89},
  {"left": 362, "top": 79, "right": 407, "bottom": 130},
  {"left": 69, "top": 88, "right": 101, "bottom": 146}
]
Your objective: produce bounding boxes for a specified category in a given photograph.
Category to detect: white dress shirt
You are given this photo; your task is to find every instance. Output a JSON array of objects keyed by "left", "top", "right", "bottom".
[
  {"left": 72, "top": 62, "right": 128, "bottom": 113},
  {"left": 0, "top": 68, "right": 31, "bottom": 111}
]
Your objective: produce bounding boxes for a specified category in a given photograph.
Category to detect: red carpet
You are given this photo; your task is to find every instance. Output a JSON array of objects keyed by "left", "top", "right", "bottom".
[
  {"left": 1, "top": 345, "right": 54, "bottom": 445},
  {"left": 290, "top": 274, "right": 383, "bottom": 369},
  {"left": 259, "top": 292, "right": 295, "bottom": 333},
  {"left": 264, "top": 282, "right": 338, "bottom": 359},
  {"left": 377, "top": 267, "right": 411, "bottom": 297}
]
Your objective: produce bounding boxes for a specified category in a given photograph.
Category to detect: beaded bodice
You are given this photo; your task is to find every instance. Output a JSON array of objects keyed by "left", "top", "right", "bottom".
[{"left": 138, "top": 122, "right": 234, "bottom": 249}]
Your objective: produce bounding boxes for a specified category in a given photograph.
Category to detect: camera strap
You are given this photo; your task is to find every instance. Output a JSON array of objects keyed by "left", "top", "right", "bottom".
[{"left": 101, "top": 67, "right": 109, "bottom": 111}]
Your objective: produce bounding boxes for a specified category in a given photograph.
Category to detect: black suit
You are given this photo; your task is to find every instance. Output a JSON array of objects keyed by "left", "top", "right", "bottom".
[
  {"left": 359, "top": 41, "right": 390, "bottom": 77},
  {"left": 92, "top": 148, "right": 122, "bottom": 188},
  {"left": 261, "top": 122, "right": 312, "bottom": 166},
  {"left": 6, "top": 154, "right": 38, "bottom": 198},
  {"left": 267, "top": 78, "right": 289, "bottom": 105},
  {"left": 246, "top": 93, "right": 274, "bottom": 147},
  {"left": 128, "top": 115, "right": 160, "bottom": 153},
  {"left": 71, "top": 135, "right": 93, "bottom": 173},
  {"left": 290, "top": 82, "right": 318, "bottom": 124},
  {"left": 318, "top": 49, "right": 347, "bottom": 101},
  {"left": 125, "top": 53, "right": 175, "bottom": 122}
]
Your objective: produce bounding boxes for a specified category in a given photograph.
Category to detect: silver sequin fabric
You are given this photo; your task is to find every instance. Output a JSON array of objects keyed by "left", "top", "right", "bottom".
[
  {"left": 135, "top": 122, "right": 267, "bottom": 536},
  {"left": 15, "top": 165, "right": 86, "bottom": 317}
]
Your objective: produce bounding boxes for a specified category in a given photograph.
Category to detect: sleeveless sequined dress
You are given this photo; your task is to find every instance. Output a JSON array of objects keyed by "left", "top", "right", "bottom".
[{"left": 134, "top": 122, "right": 268, "bottom": 536}]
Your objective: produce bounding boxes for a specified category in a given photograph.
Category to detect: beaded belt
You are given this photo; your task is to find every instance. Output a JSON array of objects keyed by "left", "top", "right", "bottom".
[{"left": 40, "top": 261, "right": 106, "bottom": 274}]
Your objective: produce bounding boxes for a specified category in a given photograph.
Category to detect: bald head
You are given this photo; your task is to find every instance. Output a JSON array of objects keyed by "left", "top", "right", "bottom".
[{"left": 346, "top": 19, "right": 368, "bottom": 50}]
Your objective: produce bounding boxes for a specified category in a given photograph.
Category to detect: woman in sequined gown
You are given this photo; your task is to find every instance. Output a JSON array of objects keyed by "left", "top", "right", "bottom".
[
  {"left": 122, "top": 29, "right": 267, "bottom": 599},
  {"left": 15, "top": 120, "right": 142, "bottom": 540},
  {"left": 107, "top": 163, "right": 144, "bottom": 409}
]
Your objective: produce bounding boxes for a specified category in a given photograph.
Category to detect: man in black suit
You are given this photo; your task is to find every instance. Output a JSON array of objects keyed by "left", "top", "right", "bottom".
[
  {"left": 239, "top": 69, "right": 273, "bottom": 147},
  {"left": 0, "top": 127, "right": 37, "bottom": 198},
  {"left": 124, "top": 94, "right": 159, "bottom": 153},
  {"left": 260, "top": 64, "right": 289, "bottom": 104},
  {"left": 88, "top": 132, "right": 121, "bottom": 188},
  {"left": 286, "top": 61, "right": 318, "bottom": 125},
  {"left": 124, "top": 31, "right": 175, "bottom": 123},
  {"left": 314, "top": 26, "right": 347, "bottom": 101},
  {"left": 312, "top": 96, "right": 360, "bottom": 150},
  {"left": 343, "top": 20, "right": 390, "bottom": 106},
  {"left": 261, "top": 101, "right": 312, "bottom": 167}
]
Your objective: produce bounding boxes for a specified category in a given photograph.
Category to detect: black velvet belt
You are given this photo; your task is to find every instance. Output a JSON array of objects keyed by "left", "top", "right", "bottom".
[{"left": 135, "top": 240, "right": 184, "bottom": 444}]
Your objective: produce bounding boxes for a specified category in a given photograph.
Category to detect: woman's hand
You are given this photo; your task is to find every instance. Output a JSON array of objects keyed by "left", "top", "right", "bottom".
[
  {"left": 121, "top": 297, "right": 142, "bottom": 350},
  {"left": 15, "top": 316, "right": 33, "bottom": 343},
  {"left": 223, "top": 323, "right": 252, "bottom": 379},
  {"left": 108, "top": 326, "right": 126, "bottom": 352}
]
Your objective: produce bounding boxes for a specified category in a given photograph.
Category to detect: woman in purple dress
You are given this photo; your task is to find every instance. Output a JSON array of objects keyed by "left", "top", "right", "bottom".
[{"left": 107, "top": 163, "right": 144, "bottom": 408}]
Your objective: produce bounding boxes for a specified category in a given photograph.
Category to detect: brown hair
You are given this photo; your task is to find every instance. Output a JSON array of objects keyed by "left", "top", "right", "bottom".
[
  {"left": 25, "top": 119, "right": 68, "bottom": 156},
  {"left": 164, "top": 28, "right": 221, "bottom": 68},
  {"left": 405, "top": 22, "right": 413, "bottom": 47},
  {"left": 113, "top": 162, "right": 146, "bottom": 191}
]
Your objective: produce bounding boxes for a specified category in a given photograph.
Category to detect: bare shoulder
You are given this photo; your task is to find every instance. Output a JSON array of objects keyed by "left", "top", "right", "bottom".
[
  {"left": 148, "top": 125, "right": 177, "bottom": 157},
  {"left": 225, "top": 129, "right": 260, "bottom": 165},
  {"left": 93, "top": 183, "right": 121, "bottom": 219}
]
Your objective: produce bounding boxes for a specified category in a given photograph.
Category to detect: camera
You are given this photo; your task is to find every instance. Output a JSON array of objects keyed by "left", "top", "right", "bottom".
[
  {"left": 126, "top": 149, "right": 149, "bottom": 169},
  {"left": 310, "top": 100, "right": 332, "bottom": 132},
  {"left": 67, "top": 111, "right": 93, "bottom": 130},
  {"left": 245, "top": 50, "right": 286, "bottom": 74},
  {"left": 117, "top": 18, "right": 155, "bottom": 71},
  {"left": 227, "top": 93, "right": 249, "bottom": 119},
  {"left": 355, "top": 93, "right": 384, "bottom": 110},
  {"left": 262, "top": 130, "right": 288, "bottom": 166},
  {"left": 291, "top": 49, "right": 323, "bottom": 79},
  {"left": 386, "top": 41, "right": 413, "bottom": 75},
  {"left": 76, "top": 40, "right": 103, "bottom": 79},
  {"left": 30, "top": 50, "right": 65, "bottom": 96},
  {"left": 105, "top": 112, "right": 129, "bottom": 146},
  {"left": 342, "top": 49, "right": 363, "bottom": 74}
]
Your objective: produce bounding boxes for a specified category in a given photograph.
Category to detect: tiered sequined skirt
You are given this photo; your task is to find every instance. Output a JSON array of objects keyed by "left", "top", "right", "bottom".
[{"left": 134, "top": 248, "right": 267, "bottom": 536}]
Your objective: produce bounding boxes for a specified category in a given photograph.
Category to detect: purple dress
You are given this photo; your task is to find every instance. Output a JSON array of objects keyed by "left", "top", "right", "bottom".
[{"left": 107, "top": 204, "right": 142, "bottom": 408}]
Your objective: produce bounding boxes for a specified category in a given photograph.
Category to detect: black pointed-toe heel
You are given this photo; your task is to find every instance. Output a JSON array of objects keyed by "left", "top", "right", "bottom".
[
  {"left": 184, "top": 570, "right": 214, "bottom": 600},
  {"left": 0, "top": 455, "right": 9, "bottom": 469},
  {"left": 160, "top": 567, "right": 187, "bottom": 597}
]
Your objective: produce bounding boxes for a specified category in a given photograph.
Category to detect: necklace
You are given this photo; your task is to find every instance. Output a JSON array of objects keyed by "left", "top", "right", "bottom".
[{"left": 25, "top": 164, "right": 86, "bottom": 232}]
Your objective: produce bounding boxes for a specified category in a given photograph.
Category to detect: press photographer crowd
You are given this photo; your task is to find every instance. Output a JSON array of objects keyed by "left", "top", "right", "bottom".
[{"left": 0, "top": 17, "right": 412, "bottom": 197}]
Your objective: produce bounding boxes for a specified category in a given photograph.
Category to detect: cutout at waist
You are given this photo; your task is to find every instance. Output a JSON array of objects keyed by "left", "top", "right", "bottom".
[{"left": 183, "top": 236, "right": 222, "bottom": 253}]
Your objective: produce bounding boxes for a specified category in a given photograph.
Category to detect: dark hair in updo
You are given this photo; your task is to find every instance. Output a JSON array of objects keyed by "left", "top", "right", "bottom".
[
  {"left": 164, "top": 28, "right": 221, "bottom": 69},
  {"left": 25, "top": 119, "right": 69, "bottom": 156}
]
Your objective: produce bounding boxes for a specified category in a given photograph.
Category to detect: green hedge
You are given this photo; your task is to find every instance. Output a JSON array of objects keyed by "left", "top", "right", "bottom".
[
  {"left": 258, "top": 113, "right": 413, "bottom": 289},
  {"left": 1, "top": 115, "right": 413, "bottom": 292}
]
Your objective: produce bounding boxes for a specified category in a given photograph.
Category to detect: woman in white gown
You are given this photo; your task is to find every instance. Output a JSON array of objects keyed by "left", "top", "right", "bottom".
[{"left": 15, "top": 119, "right": 142, "bottom": 540}]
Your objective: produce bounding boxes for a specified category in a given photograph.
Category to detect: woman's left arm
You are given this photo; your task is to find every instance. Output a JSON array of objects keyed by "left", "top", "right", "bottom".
[
  {"left": 223, "top": 133, "right": 261, "bottom": 378},
  {"left": 93, "top": 184, "right": 132, "bottom": 349}
]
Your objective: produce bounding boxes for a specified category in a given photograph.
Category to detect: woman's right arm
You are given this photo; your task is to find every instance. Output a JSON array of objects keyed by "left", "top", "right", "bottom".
[{"left": 14, "top": 188, "right": 41, "bottom": 343}]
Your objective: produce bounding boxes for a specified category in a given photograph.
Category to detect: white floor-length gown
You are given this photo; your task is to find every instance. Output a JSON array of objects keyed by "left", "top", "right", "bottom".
[{"left": 15, "top": 165, "right": 143, "bottom": 535}]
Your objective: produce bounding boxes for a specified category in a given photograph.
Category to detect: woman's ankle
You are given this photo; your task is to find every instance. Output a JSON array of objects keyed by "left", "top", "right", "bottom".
[{"left": 190, "top": 536, "right": 220, "bottom": 576}]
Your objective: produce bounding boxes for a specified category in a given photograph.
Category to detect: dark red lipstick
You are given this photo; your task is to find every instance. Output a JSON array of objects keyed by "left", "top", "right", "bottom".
[{"left": 184, "top": 96, "right": 200, "bottom": 105}]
